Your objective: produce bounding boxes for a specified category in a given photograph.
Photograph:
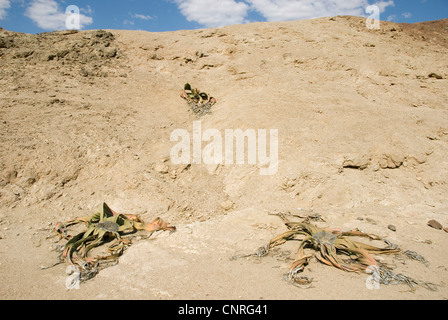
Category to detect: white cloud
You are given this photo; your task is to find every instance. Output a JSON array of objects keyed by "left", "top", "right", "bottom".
[
  {"left": 0, "top": 0, "right": 10, "bottom": 20},
  {"left": 247, "top": 0, "right": 394, "bottom": 22},
  {"left": 373, "top": 0, "right": 394, "bottom": 13},
  {"left": 387, "top": 14, "right": 396, "bottom": 21},
  {"left": 123, "top": 19, "right": 135, "bottom": 26},
  {"left": 80, "top": 5, "right": 93, "bottom": 16},
  {"left": 174, "top": 0, "right": 395, "bottom": 27},
  {"left": 25, "top": 0, "right": 93, "bottom": 31},
  {"left": 402, "top": 12, "right": 412, "bottom": 18},
  {"left": 174, "top": 0, "right": 250, "bottom": 28},
  {"left": 131, "top": 13, "right": 155, "bottom": 20}
]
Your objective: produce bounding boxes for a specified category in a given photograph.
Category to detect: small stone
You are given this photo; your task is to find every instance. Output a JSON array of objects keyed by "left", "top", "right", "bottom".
[
  {"left": 169, "top": 170, "right": 177, "bottom": 179},
  {"left": 2, "top": 169, "right": 17, "bottom": 184},
  {"left": 154, "top": 163, "right": 169, "bottom": 174},
  {"left": 342, "top": 155, "right": 370, "bottom": 170},
  {"left": 104, "top": 48, "right": 117, "bottom": 58},
  {"left": 428, "top": 72, "right": 443, "bottom": 80},
  {"left": 220, "top": 200, "right": 234, "bottom": 211},
  {"left": 427, "top": 219, "right": 443, "bottom": 230},
  {"left": 160, "top": 156, "right": 171, "bottom": 163},
  {"left": 388, "top": 225, "right": 396, "bottom": 232},
  {"left": 443, "top": 227, "right": 448, "bottom": 234}
]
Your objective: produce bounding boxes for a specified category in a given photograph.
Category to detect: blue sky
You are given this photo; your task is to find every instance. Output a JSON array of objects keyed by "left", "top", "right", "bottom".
[{"left": 0, "top": 0, "right": 446, "bottom": 34}]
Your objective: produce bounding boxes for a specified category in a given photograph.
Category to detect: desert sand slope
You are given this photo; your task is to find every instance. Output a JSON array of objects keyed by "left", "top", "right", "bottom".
[{"left": 0, "top": 16, "right": 447, "bottom": 300}]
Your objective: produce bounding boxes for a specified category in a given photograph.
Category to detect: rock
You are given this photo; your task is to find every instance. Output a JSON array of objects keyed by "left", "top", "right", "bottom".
[
  {"left": 443, "top": 227, "right": 448, "bottom": 234},
  {"left": 387, "top": 225, "right": 396, "bottom": 232},
  {"left": 342, "top": 155, "right": 370, "bottom": 170},
  {"left": 79, "top": 67, "right": 90, "bottom": 77},
  {"left": 57, "top": 49, "right": 70, "bottom": 59},
  {"left": 378, "top": 154, "right": 404, "bottom": 169},
  {"left": 154, "top": 163, "right": 169, "bottom": 174},
  {"left": 93, "top": 30, "right": 115, "bottom": 41},
  {"left": 407, "top": 153, "right": 427, "bottom": 165},
  {"left": 150, "top": 53, "right": 163, "bottom": 60},
  {"left": 428, "top": 72, "right": 443, "bottom": 79},
  {"left": 169, "top": 170, "right": 177, "bottom": 179},
  {"left": 220, "top": 200, "right": 234, "bottom": 211},
  {"left": 2, "top": 169, "right": 17, "bottom": 185},
  {"left": 0, "top": 36, "right": 14, "bottom": 49},
  {"left": 13, "top": 50, "right": 34, "bottom": 59},
  {"left": 427, "top": 219, "right": 443, "bottom": 230},
  {"left": 104, "top": 48, "right": 117, "bottom": 58}
]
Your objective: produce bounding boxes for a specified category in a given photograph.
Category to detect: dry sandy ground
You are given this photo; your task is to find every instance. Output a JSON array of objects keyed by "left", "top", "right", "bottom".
[{"left": 0, "top": 16, "right": 448, "bottom": 300}]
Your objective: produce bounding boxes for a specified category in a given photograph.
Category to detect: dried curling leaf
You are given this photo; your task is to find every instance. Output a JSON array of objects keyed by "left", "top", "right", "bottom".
[{"left": 258, "top": 218, "right": 434, "bottom": 290}]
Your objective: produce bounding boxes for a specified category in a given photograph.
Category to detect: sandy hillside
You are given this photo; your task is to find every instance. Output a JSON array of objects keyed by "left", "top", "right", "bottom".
[{"left": 0, "top": 16, "right": 447, "bottom": 300}]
